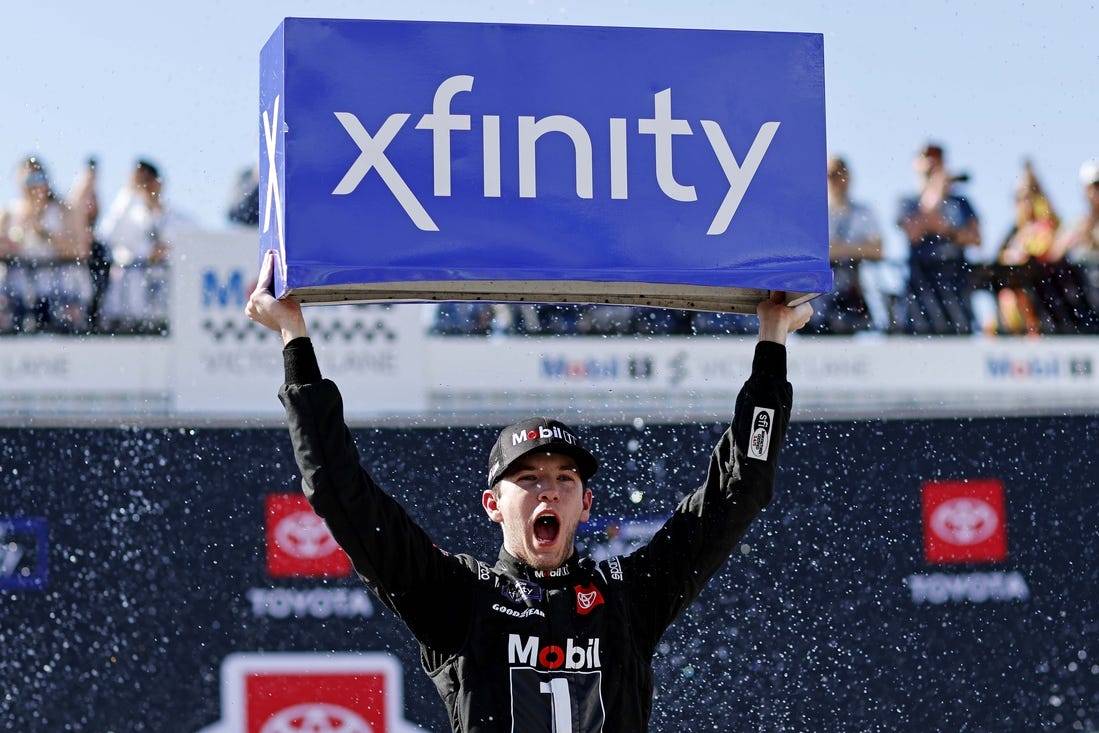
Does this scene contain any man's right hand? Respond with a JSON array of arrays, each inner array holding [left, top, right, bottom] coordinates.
[[756, 292, 813, 345], [244, 249, 309, 345]]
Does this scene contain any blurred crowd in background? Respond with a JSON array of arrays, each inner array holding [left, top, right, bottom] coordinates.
[[425, 144, 1099, 338], [0, 156, 185, 335], [3, 142, 1098, 337]]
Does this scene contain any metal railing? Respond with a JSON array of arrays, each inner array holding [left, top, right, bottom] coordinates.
[[3, 257, 1097, 339], [427, 262, 1099, 337], [0, 258, 170, 336]]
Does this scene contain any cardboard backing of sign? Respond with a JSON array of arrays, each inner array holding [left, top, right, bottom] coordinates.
[[259, 17, 830, 312]]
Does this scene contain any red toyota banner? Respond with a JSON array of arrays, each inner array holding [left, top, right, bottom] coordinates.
[[200, 652, 426, 733], [921, 479, 1008, 565]]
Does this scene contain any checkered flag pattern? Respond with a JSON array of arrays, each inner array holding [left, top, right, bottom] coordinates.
[[202, 315, 398, 343]]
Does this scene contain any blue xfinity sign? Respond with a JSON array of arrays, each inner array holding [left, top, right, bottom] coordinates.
[[260, 18, 829, 311]]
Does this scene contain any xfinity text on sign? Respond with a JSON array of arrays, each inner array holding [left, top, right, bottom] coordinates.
[[260, 18, 829, 312]]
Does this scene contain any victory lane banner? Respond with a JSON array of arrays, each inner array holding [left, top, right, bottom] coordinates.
[[260, 17, 829, 313]]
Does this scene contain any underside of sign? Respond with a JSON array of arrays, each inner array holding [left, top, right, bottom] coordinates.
[[287, 280, 812, 314]]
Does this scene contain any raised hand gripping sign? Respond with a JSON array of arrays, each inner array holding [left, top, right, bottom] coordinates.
[[260, 18, 829, 312]]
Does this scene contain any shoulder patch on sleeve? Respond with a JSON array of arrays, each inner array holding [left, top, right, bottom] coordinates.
[[747, 407, 775, 461], [595, 556, 624, 583]]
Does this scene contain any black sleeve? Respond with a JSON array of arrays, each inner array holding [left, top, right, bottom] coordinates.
[[620, 340, 792, 650], [283, 336, 323, 385], [277, 339, 472, 655]]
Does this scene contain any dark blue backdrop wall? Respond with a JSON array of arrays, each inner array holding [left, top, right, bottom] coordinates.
[[2, 416, 1096, 731]]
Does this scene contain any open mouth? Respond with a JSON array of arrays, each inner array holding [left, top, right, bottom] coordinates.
[[533, 514, 560, 544]]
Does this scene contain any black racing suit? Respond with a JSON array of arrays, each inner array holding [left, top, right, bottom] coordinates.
[[279, 337, 792, 733]]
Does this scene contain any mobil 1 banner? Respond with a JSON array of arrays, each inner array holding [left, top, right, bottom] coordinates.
[[260, 18, 829, 303], [2, 416, 1096, 731]]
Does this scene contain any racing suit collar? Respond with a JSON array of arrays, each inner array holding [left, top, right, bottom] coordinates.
[[496, 546, 584, 584]]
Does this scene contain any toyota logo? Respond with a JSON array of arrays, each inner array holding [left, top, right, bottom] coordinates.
[[274, 511, 340, 560], [929, 498, 999, 546], [260, 702, 374, 733]]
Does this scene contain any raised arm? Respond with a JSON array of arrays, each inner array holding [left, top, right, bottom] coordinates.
[[618, 293, 810, 649], [243, 249, 473, 655]]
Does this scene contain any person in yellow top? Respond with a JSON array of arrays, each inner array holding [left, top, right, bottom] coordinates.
[[994, 160, 1060, 335]]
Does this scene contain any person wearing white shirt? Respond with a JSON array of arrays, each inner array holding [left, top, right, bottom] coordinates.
[[97, 159, 173, 331]]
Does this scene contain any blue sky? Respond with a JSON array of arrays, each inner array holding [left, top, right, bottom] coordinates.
[[3, 0, 1097, 262]]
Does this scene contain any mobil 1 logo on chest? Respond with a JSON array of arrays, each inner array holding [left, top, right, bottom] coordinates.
[[508, 633, 605, 732]]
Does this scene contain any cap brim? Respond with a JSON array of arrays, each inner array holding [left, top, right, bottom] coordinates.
[[491, 442, 598, 486]]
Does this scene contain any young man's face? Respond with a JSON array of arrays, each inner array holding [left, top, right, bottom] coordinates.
[[482, 451, 593, 571]]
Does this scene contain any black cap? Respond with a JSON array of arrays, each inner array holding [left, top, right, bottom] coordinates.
[[487, 417, 598, 487]]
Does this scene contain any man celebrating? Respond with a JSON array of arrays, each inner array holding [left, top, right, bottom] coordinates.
[[246, 250, 811, 732]]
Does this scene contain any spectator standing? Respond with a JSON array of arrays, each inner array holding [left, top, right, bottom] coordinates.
[[896, 143, 982, 334], [992, 160, 1060, 335], [1050, 159, 1099, 330], [1052, 160, 1099, 263], [68, 157, 112, 332], [98, 159, 178, 333], [805, 156, 883, 334], [227, 164, 260, 226], [0, 156, 92, 333]]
